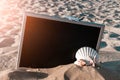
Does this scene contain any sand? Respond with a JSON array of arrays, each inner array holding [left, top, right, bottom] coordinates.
[[0, 0, 120, 80], [0, 63, 120, 80]]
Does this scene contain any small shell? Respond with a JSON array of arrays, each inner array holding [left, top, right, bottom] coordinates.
[[75, 47, 99, 65]]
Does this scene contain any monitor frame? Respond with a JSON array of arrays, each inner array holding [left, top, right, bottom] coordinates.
[[16, 12, 105, 69]]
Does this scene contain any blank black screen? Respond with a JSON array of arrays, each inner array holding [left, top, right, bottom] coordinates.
[[19, 16, 100, 68]]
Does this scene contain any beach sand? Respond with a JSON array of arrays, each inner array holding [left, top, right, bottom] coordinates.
[[0, 62, 120, 80], [0, 0, 120, 80]]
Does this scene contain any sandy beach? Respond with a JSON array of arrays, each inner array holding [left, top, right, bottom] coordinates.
[[0, 0, 120, 80], [0, 62, 120, 80]]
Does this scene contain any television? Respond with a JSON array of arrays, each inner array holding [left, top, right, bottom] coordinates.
[[17, 12, 104, 68]]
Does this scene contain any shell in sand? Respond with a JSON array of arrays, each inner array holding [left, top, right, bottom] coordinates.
[[75, 47, 99, 65]]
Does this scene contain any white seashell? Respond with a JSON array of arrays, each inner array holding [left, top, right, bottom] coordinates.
[[74, 47, 99, 65]]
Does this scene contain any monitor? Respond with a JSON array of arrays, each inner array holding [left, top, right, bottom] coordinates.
[[17, 12, 104, 68]]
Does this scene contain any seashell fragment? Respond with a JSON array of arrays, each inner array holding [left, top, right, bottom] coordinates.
[[74, 47, 99, 66]]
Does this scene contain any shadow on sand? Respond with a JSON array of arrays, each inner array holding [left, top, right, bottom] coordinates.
[[8, 69, 48, 80], [96, 60, 120, 80]]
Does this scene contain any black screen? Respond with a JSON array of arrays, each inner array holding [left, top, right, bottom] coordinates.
[[19, 15, 101, 68]]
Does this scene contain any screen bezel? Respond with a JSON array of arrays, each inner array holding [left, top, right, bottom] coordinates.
[[16, 12, 104, 69]]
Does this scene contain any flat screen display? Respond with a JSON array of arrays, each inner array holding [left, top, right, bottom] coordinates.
[[18, 13, 104, 68]]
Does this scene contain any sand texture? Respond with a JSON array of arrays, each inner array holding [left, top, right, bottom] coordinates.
[[0, 64, 120, 80], [0, 0, 120, 80]]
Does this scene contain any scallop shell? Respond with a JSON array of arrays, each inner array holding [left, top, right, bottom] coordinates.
[[75, 47, 99, 64]]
